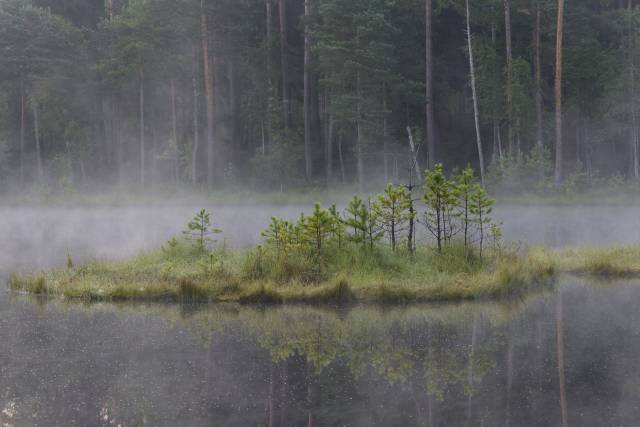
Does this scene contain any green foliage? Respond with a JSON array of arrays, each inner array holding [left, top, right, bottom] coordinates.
[[183, 209, 221, 250], [423, 164, 457, 252], [262, 217, 299, 254], [372, 184, 414, 251], [303, 203, 334, 252], [328, 204, 346, 247], [456, 166, 475, 248], [344, 196, 369, 245], [469, 183, 495, 258]]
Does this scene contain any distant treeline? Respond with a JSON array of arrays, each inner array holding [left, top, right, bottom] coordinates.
[[0, 0, 638, 193]]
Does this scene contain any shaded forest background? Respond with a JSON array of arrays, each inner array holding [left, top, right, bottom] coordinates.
[[0, 0, 638, 194]]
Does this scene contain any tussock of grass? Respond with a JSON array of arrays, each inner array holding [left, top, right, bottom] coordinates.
[[554, 246, 640, 276], [12, 239, 637, 304]]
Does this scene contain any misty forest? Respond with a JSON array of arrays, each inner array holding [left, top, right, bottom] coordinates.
[[6, 1, 640, 426], [1, 0, 640, 194]]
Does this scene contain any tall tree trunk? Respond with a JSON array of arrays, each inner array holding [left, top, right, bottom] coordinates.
[[383, 85, 389, 183], [466, 0, 485, 186], [266, 0, 273, 52], [356, 69, 364, 193], [554, 0, 565, 185], [65, 140, 74, 184], [491, 22, 503, 162], [116, 101, 124, 187], [504, 0, 514, 155], [425, 0, 436, 167], [32, 100, 43, 181], [303, 0, 313, 180], [228, 59, 239, 149], [534, 1, 543, 150], [139, 67, 145, 188], [171, 77, 179, 185], [19, 79, 25, 186], [628, 0, 639, 181], [279, 0, 290, 128], [326, 93, 334, 185], [265, 0, 273, 149], [338, 133, 346, 184], [192, 47, 200, 185], [201, 0, 215, 188], [105, 0, 113, 20]]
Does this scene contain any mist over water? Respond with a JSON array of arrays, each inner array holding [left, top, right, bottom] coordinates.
[[1, 203, 639, 277]]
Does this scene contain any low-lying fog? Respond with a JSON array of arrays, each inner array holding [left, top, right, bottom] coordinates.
[[1, 204, 639, 277]]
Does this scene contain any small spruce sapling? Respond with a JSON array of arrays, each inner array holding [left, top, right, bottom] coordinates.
[[372, 184, 413, 251], [184, 209, 221, 250], [469, 183, 495, 258]]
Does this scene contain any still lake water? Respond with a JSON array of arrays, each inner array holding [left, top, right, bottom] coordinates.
[[1, 205, 640, 426]]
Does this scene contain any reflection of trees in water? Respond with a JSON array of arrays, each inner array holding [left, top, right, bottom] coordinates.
[[4, 282, 640, 425]]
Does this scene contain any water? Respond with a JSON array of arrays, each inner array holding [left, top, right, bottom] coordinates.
[[1, 205, 640, 426]]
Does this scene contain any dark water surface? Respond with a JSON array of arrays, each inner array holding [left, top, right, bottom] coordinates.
[[1, 205, 640, 426], [2, 281, 640, 426]]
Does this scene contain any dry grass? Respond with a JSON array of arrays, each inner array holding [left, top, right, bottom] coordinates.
[[15, 241, 636, 305]]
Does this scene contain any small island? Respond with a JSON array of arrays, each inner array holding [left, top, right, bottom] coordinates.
[[9, 166, 640, 304]]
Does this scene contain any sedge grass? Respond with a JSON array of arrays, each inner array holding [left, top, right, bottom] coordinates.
[[7, 239, 564, 304]]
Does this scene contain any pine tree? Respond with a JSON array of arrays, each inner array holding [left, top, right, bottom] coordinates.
[[423, 164, 456, 252], [344, 196, 368, 245], [469, 183, 495, 258], [456, 166, 476, 249], [372, 184, 413, 251], [183, 209, 222, 250], [304, 203, 334, 251]]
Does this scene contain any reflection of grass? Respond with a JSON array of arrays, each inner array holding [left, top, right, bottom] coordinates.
[[7, 240, 560, 303]]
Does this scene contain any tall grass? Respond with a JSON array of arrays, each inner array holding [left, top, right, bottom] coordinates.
[[11, 239, 628, 305]]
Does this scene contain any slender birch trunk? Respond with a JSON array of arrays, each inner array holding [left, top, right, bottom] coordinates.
[[466, 0, 485, 186], [201, 0, 215, 188]]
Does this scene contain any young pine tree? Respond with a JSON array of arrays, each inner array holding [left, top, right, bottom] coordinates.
[[372, 184, 414, 251], [456, 166, 476, 249], [183, 209, 221, 250], [344, 196, 369, 245], [328, 204, 346, 248], [262, 217, 297, 254], [304, 203, 334, 252], [469, 183, 495, 258], [423, 164, 456, 252]]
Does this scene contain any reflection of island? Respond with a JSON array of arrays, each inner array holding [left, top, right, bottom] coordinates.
[[4, 280, 640, 425]]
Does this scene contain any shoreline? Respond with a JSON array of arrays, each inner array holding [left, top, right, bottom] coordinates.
[[8, 245, 639, 304]]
